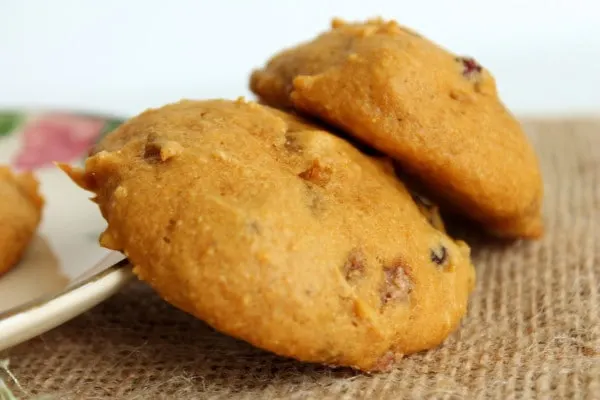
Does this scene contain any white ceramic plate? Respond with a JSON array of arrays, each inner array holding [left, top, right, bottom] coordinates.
[[0, 110, 134, 351]]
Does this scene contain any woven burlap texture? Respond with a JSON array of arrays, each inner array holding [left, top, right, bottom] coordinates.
[[1, 119, 599, 400]]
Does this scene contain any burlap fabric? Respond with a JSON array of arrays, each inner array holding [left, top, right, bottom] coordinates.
[[1, 119, 599, 399]]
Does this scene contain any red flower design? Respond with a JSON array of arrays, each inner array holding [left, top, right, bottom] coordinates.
[[14, 114, 105, 170]]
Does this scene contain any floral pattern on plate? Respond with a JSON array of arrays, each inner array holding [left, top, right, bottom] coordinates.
[[0, 108, 133, 357], [12, 114, 124, 170]]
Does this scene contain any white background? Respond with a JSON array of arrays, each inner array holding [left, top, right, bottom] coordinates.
[[1, 0, 598, 118]]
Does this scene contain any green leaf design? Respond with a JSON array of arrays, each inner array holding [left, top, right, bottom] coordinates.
[[0, 112, 23, 137]]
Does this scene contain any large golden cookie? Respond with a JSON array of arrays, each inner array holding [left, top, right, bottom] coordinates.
[[63, 99, 475, 371], [250, 18, 544, 239], [0, 167, 44, 275]]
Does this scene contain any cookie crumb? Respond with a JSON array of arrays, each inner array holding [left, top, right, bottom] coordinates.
[[298, 160, 332, 187], [381, 260, 412, 305], [331, 18, 347, 29], [357, 25, 378, 37], [430, 245, 448, 266], [144, 134, 184, 162], [113, 185, 128, 199], [377, 20, 402, 35], [343, 248, 366, 280], [99, 229, 120, 250]]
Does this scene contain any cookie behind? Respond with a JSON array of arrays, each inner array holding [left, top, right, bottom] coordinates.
[[250, 18, 544, 239]]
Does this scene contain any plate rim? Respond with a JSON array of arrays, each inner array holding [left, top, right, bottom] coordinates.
[[0, 258, 130, 320], [0, 259, 134, 351]]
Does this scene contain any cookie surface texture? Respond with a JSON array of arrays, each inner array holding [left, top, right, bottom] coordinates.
[[63, 99, 475, 371], [250, 18, 544, 238], [0, 167, 44, 275]]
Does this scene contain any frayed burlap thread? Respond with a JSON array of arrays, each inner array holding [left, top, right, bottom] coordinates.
[[2, 119, 599, 399]]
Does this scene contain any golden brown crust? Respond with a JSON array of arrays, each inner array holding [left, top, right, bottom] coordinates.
[[0, 167, 44, 275], [250, 18, 544, 239], [63, 99, 475, 371]]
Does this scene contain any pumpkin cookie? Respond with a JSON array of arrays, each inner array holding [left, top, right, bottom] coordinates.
[[250, 18, 544, 239], [62, 99, 475, 371], [0, 167, 44, 275]]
